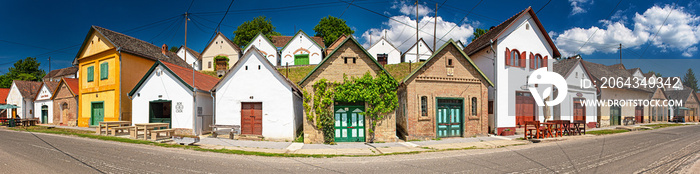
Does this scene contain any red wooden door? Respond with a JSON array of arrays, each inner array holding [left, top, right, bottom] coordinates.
[[635, 106, 643, 123], [241, 102, 263, 135], [516, 92, 536, 126], [574, 100, 585, 121]]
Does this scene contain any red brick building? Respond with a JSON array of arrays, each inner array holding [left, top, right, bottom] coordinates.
[[397, 40, 493, 140], [51, 78, 79, 126]]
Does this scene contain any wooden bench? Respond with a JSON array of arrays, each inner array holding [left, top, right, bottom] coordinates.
[[150, 129, 175, 141], [130, 127, 156, 138], [111, 126, 135, 136], [209, 125, 240, 139]]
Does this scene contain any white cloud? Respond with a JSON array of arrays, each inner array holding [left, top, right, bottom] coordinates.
[[391, 1, 433, 17], [569, 0, 592, 15], [361, 15, 473, 52], [554, 4, 700, 57]]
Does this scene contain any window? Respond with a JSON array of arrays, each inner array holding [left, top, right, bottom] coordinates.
[[420, 96, 428, 116], [245, 66, 248, 70], [447, 59, 453, 66], [258, 65, 261, 70], [62, 103, 68, 109], [353, 57, 357, 64], [344, 57, 357, 64], [507, 49, 521, 67], [87, 66, 94, 82], [488, 101, 494, 114], [575, 72, 578, 78], [530, 53, 543, 69], [472, 97, 478, 116], [208, 61, 212, 68], [100, 62, 108, 80], [197, 107, 203, 115]]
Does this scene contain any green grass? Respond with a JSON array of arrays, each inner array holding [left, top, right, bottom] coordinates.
[[587, 129, 630, 135], [293, 133, 304, 143], [199, 70, 220, 79], [276, 65, 316, 84], [383, 62, 424, 81]]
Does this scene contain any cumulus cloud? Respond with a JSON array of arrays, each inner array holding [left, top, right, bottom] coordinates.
[[569, 0, 592, 15], [391, 1, 433, 17], [554, 4, 700, 57], [361, 16, 473, 52]]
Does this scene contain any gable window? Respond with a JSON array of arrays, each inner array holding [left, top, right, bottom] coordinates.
[[344, 57, 357, 64], [100, 62, 109, 80], [471, 97, 478, 116], [87, 66, 94, 82], [447, 59, 453, 66], [245, 66, 248, 70], [208, 61, 212, 68], [420, 96, 428, 116]]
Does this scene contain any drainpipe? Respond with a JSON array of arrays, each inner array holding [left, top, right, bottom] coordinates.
[[193, 88, 198, 136], [489, 39, 497, 134], [210, 90, 215, 134], [118, 48, 123, 121]]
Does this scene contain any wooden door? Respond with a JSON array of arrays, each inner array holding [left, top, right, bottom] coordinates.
[[516, 92, 536, 126], [436, 99, 463, 137], [294, 54, 309, 65], [41, 105, 48, 124], [574, 100, 585, 121], [635, 106, 644, 123], [334, 105, 365, 142], [62, 104, 68, 125], [376, 54, 388, 65], [216, 59, 227, 71], [241, 102, 263, 135], [610, 106, 621, 125], [90, 102, 104, 126]]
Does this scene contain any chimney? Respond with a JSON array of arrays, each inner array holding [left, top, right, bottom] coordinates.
[[161, 44, 168, 55]]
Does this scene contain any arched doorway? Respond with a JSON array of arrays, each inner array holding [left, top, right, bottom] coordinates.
[[41, 105, 49, 124], [61, 103, 69, 126]]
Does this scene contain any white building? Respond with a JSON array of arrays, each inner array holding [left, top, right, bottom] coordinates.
[[129, 61, 218, 135], [200, 32, 241, 72], [402, 38, 432, 63], [176, 46, 201, 70], [553, 58, 597, 126], [34, 81, 59, 124], [367, 37, 402, 65], [6, 80, 42, 119], [243, 33, 279, 66], [212, 47, 303, 141], [467, 7, 561, 134], [278, 30, 324, 66]]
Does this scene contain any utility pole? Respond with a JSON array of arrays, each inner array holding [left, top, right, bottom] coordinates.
[[415, 0, 419, 63], [619, 43, 622, 64], [433, 3, 437, 50], [185, 13, 188, 63]]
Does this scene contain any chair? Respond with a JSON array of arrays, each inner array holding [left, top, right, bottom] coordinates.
[[524, 121, 542, 139], [561, 120, 571, 135], [547, 120, 564, 137], [574, 120, 586, 135]]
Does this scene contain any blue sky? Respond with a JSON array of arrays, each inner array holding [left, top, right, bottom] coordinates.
[[0, 0, 699, 79]]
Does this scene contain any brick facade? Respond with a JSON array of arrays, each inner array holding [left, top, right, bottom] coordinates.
[[397, 43, 490, 141], [52, 81, 78, 126], [300, 37, 397, 144]]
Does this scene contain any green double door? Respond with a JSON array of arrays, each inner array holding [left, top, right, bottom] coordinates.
[[90, 102, 104, 126], [610, 106, 621, 125], [334, 105, 365, 142], [436, 99, 463, 138], [294, 54, 309, 65], [149, 100, 172, 127], [41, 105, 48, 124]]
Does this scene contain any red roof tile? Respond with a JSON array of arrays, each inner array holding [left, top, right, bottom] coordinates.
[[64, 78, 79, 95], [160, 61, 219, 91], [0, 88, 9, 104]]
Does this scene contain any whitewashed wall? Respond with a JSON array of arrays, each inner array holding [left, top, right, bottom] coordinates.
[[215, 51, 301, 140], [403, 40, 432, 63], [6, 83, 32, 119], [176, 48, 200, 70], [34, 84, 54, 123], [556, 62, 597, 124], [243, 34, 279, 66], [201, 34, 240, 71], [279, 32, 323, 66], [367, 38, 402, 64]]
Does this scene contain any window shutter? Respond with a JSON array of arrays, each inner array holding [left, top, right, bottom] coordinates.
[[529, 53, 535, 69], [505, 48, 511, 66], [87, 66, 94, 82], [520, 51, 527, 68], [100, 62, 108, 80], [542, 56, 549, 69]]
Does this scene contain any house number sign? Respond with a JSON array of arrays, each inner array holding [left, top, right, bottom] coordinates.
[[176, 102, 183, 113]]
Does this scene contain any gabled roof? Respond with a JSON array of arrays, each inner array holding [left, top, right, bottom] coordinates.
[[299, 36, 396, 86], [271, 30, 325, 49], [0, 88, 9, 104], [201, 32, 242, 56], [609, 64, 626, 70], [626, 68, 641, 75], [50, 78, 79, 99], [75, 26, 191, 68], [462, 7, 561, 57], [211, 47, 302, 96], [367, 37, 400, 53], [35, 81, 60, 100], [401, 40, 493, 87], [178, 45, 201, 59], [325, 34, 349, 55], [401, 38, 433, 57], [13, 80, 42, 98], [128, 61, 220, 97], [643, 72, 656, 78], [45, 66, 78, 79], [242, 32, 277, 52], [665, 89, 695, 103]]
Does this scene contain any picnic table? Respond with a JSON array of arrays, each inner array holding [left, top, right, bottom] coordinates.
[[96, 121, 131, 135], [133, 123, 171, 140]]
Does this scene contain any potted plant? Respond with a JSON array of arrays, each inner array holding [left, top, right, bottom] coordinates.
[[172, 134, 200, 145], [500, 129, 514, 136]]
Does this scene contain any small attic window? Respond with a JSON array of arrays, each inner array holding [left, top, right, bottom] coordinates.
[[258, 65, 261, 70], [447, 59, 453, 66], [245, 66, 248, 70], [575, 72, 578, 78], [526, 23, 530, 30]]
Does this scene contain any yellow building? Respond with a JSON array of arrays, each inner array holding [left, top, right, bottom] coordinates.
[[74, 26, 191, 127]]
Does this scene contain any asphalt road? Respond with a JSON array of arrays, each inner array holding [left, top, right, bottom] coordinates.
[[2, 125, 700, 174]]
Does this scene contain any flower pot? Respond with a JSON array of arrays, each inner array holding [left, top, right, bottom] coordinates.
[[172, 136, 200, 145]]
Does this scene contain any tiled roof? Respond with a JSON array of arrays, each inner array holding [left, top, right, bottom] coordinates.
[[580, 60, 653, 92], [325, 34, 348, 55], [626, 68, 641, 75], [45, 66, 78, 79], [90, 26, 191, 68], [14, 80, 42, 98], [180, 45, 201, 59], [463, 7, 560, 57], [160, 61, 219, 91], [665, 89, 694, 103], [269, 35, 325, 48], [553, 58, 579, 77], [609, 64, 626, 70], [643, 72, 655, 78], [45, 81, 60, 94], [64, 78, 79, 96], [0, 88, 9, 104]]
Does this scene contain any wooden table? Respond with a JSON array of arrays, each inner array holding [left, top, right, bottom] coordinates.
[[541, 122, 555, 138], [96, 121, 131, 135], [134, 123, 170, 140]]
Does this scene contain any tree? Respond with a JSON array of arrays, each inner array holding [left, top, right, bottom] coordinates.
[[683, 68, 698, 91], [313, 16, 355, 47], [0, 57, 46, 88], [647, 70, 662, 77], [169, 46, 178, 52], [232, 16, 281, 47], [472, 28, 489, 41]]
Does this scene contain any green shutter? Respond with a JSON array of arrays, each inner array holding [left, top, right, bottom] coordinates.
[[87, 66, 94, 82], [100, 62, 108, 80]]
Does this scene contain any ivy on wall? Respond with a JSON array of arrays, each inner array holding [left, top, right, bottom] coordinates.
[[214, 55, 230, 67], [303, 72, 398, 144]]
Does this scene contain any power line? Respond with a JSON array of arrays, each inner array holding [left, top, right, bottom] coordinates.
[[574, 0, 623, 55], [215, 0, 235, 33], [639, 0, 680, 58], [436, 0, 482, 43], [339, 0, 355, 17], [148, 16, 183, 42], [186, 0, 195, 12], [536, 0, 552, 14]]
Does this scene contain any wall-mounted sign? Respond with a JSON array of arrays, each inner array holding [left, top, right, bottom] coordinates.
[[176, 102, 183, 113]]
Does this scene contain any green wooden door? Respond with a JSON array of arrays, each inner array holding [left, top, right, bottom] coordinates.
[[437, 99, 463, 137], [90, 102, 104, 126], [294, 54, 309, 65], [334, 105, 365, 142], [149, 100, 172, 127], [41, 105, 48, 124], [611, 106, 621, 125]]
